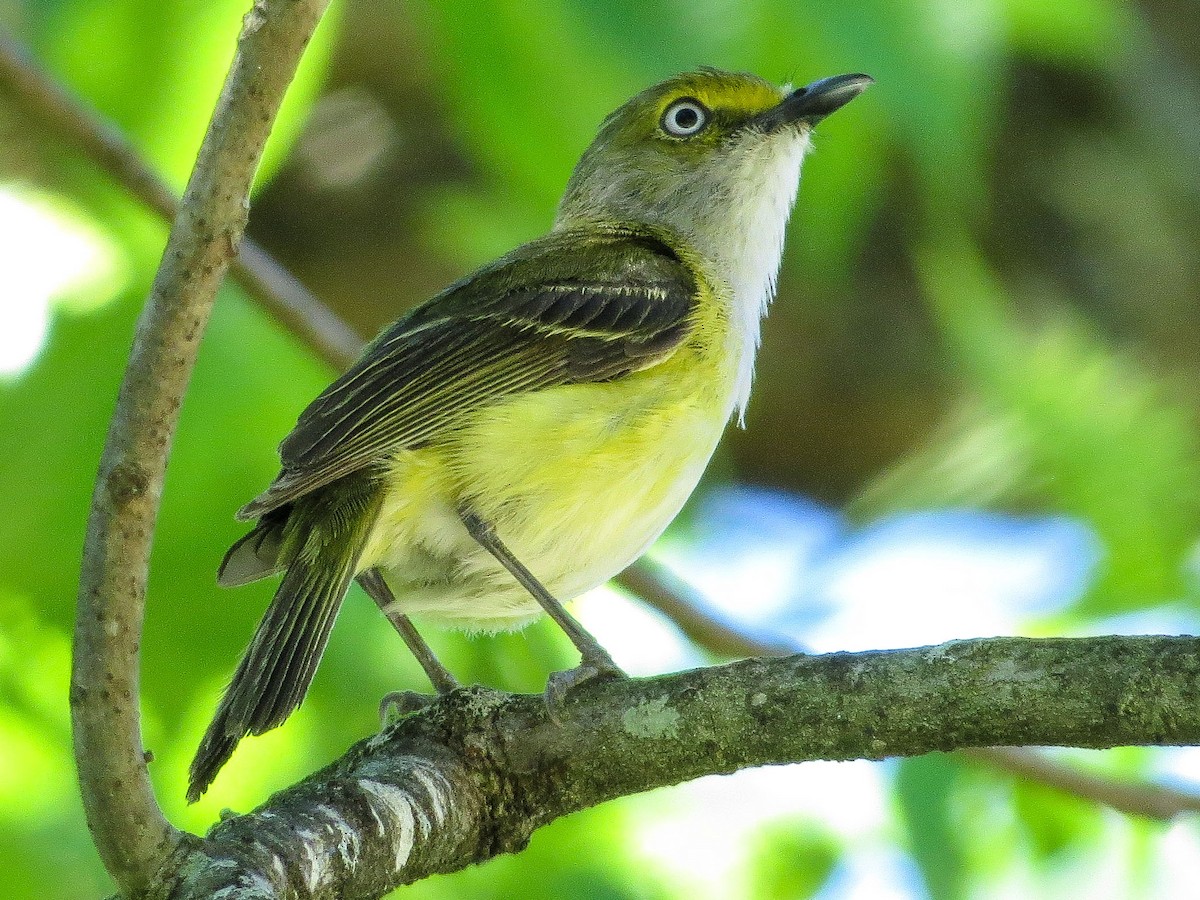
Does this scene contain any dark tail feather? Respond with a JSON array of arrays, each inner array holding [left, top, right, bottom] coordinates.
[[218, 508, 289, 587], [188, 553, 357, 802]]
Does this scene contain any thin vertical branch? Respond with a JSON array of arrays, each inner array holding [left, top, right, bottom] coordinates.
[[70, 2, 331, 894], [0, 30, 362, 372]]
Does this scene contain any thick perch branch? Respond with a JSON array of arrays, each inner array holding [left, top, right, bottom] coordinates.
[[161, 635, 1200, 898], [620, 560, 1200, 821], [69, 1, 331, 894]]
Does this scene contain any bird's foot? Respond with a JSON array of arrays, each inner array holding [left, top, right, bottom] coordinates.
[[378, 690, 436, 727], [544, 658, 626, 724]]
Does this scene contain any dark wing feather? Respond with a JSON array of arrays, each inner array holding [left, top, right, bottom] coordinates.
[[239, 229, 696, 520]]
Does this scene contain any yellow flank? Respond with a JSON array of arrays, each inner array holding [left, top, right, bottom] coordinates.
[[359, 271, 737, 630], [340, 71, 822, 632]]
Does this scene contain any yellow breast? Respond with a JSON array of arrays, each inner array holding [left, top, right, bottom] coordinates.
[[359, 277, 741, 631]]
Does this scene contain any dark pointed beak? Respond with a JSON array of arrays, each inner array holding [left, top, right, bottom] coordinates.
[[754, 73, 874, 132]]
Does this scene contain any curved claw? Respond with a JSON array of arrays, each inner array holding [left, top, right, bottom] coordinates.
[[378, 689, 435, 727], [544, 662, 627, 724]]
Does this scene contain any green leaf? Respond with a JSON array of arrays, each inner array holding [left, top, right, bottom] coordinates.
[[1010, 768, 1103, 860], [747, 819, 841, 900], [895, 754, 966, 900]]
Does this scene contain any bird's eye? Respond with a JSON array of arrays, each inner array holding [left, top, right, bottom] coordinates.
[[661, 99, 709, 137]]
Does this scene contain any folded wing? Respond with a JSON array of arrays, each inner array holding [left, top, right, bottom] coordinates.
[[239, 228, 698, 519]]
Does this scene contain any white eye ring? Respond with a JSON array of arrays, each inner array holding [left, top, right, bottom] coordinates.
[[661, 99, 708, 137]]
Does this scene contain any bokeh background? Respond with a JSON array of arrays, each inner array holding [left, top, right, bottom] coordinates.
[[2, 0, 1200, 896]]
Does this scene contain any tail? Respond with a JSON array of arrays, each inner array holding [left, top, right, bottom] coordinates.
[[189, 479, 379, 802], [217, 507, 288, 586]]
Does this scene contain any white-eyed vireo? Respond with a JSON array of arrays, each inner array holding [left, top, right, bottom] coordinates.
[[189, 68, 872, 801]]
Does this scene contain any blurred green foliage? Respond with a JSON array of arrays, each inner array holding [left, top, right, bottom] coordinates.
[[747, 819, 841, 899], [2, 0, 1199, 896], [896, 755, 965, 900]]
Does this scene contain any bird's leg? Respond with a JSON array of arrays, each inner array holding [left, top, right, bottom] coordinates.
[[357, 569, 458, 722], [459, 505, 625, 701]]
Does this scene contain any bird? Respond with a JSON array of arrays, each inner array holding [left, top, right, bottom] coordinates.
[[188, 67, 872, 801]]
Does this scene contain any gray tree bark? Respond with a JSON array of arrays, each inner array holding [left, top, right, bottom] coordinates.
[[65, 1, 333, 894], [155, 635, 1200, 898]]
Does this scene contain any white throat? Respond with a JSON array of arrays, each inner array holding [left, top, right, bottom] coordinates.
[[555, 124, 811, 422], [672, 131, 810, 421]]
